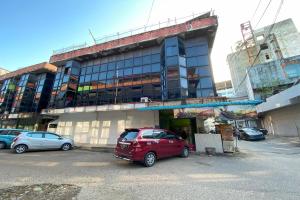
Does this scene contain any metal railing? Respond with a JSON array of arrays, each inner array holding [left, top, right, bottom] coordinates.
[[52, 11, 211, 55]]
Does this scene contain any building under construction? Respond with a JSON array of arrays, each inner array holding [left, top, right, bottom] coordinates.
[[227, 18, 300, 99]]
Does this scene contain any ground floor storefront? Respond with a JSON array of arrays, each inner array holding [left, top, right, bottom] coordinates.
[[47, 109, 209, 146], [260, 103, 300, 137]]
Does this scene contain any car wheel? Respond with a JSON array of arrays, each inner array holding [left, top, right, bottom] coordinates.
[[61, 143, 71, 151], [0, 142, 6, 149], [15, 144, 27, 154], [181, 147, 189, 158], [144, 152, 156, 167]]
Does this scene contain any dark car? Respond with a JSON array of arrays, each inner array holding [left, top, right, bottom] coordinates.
[[114, 128, 189, 167], [238, 128, 265, 141]]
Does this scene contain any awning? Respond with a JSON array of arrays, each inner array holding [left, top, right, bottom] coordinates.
[[137, 100, 263, 111]]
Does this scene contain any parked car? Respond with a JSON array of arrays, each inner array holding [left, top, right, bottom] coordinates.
[[11, 131, 74, 154], [0, 129, 27, 149], [238, 128, 265, 141], [252, 127, 268, 135], [114, 128, 189, 167]]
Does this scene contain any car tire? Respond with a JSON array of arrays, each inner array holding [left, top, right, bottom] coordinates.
[[0, 142, 6, 149], [15, 144, 27, 154], [61, 143, 71, 151], [143, 152, 156, 167], [181, 147, 189, 158]]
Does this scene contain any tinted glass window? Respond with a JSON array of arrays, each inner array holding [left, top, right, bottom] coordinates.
[[107, 71, 115, 79], [100, 64, 107, 72], [86, 66, 93, 74], [143, 55, 151, 65], [93, 65, 100, 73], [142, 130, 166, 139], [201, 89, 214, 97], [120, 130, 139, 141], [151, 54, 160, 63], [142, 130, 154, 138], [166, 46, 178, 57], [84, 74, 91, 82], [134, 57, 142, 66], [179, 67, 187, 77], [125, 58, 133, 67], [143, 65, 151, 73], [45, 133, 60, 139], [133, 67, 142, 75], [10, 131, 21, 136], [91, 73, 99, 81], [200, 77, 213, 88], [124, 68, 132, 76], [151, 63, 160, 72], [0, 130, 10, 135], [108, 62, 115, 71], [99, 72, 106, 80], [166, 56, 178, 66], [27, 133, 43, 138]]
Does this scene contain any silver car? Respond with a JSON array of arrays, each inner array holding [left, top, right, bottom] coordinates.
[[11, 131, 74, 154]]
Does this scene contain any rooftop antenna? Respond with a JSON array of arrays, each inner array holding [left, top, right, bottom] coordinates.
[[89, 29, 97, 45]]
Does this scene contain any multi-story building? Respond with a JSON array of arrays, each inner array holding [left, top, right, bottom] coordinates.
[[227, 18, 300, 99], [216, 80, 235, 98], [44, 12, 221, 146], [0, 62, 56, 130]]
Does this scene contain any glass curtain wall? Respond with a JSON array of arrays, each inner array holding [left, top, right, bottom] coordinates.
[[185, 37, 215, 98], [11, 74, 36, 113], [76, 47, 161, 106], [0, 79, 17, 113]]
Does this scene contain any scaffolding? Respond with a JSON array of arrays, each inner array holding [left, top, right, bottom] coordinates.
[[240, 21, 258, 65]]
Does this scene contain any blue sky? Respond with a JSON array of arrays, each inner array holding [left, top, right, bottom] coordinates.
[[0, 0, 299, 82], [0, 0, 152, 70]]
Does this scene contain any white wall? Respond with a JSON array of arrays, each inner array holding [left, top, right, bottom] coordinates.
[[51, 110, 159, 145], [261, 104, 300, 137]]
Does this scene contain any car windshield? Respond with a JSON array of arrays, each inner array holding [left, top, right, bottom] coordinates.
[[120, 130, 139, 141], [243, 128, 261, 135]]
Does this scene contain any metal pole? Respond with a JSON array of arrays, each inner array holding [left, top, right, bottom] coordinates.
[[114, 70, 119, 104]]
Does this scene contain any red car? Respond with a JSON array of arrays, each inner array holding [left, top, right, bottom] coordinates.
[[114, 128, 189, 167]]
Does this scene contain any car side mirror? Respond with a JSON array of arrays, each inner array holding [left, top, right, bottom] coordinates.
[[58, 137, 63, 140]]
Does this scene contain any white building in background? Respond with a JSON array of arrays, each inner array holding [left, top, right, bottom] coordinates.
[[227, 18, 300, 99], [216, 80, 235, 98]]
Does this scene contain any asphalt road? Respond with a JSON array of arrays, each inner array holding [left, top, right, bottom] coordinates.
[[0, 137, 300, 200]]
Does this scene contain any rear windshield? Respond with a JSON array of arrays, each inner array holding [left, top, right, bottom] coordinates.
[[120, 130, 139, 141]]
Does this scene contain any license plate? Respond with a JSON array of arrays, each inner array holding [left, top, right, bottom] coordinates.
[[120, 144, 128, 149]]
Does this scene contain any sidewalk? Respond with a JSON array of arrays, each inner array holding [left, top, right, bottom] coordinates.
[[75, 143, 115, 153], [266, 135, 300, 147]]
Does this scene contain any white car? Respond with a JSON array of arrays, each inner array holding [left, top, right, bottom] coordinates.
[[11, 131, 74, 154]]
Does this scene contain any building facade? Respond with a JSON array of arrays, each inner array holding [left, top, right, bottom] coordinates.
[[44, 12, 219, 146], [0, 63, 56, 130], [257, 83, 300, 137], [227, 18, 300, 98], [216, 80, 235, 98]]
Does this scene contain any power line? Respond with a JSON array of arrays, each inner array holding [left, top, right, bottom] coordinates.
[[254, 0, 272, 29], [146, 0, 155, 26], [251, 0, 262, 22], [234, 0, 284, 94]]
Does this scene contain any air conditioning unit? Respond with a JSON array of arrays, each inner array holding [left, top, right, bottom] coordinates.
[[140, 97, 150, 103]]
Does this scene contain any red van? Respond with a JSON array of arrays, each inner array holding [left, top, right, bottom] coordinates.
[[114, 128, 189, 167]]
